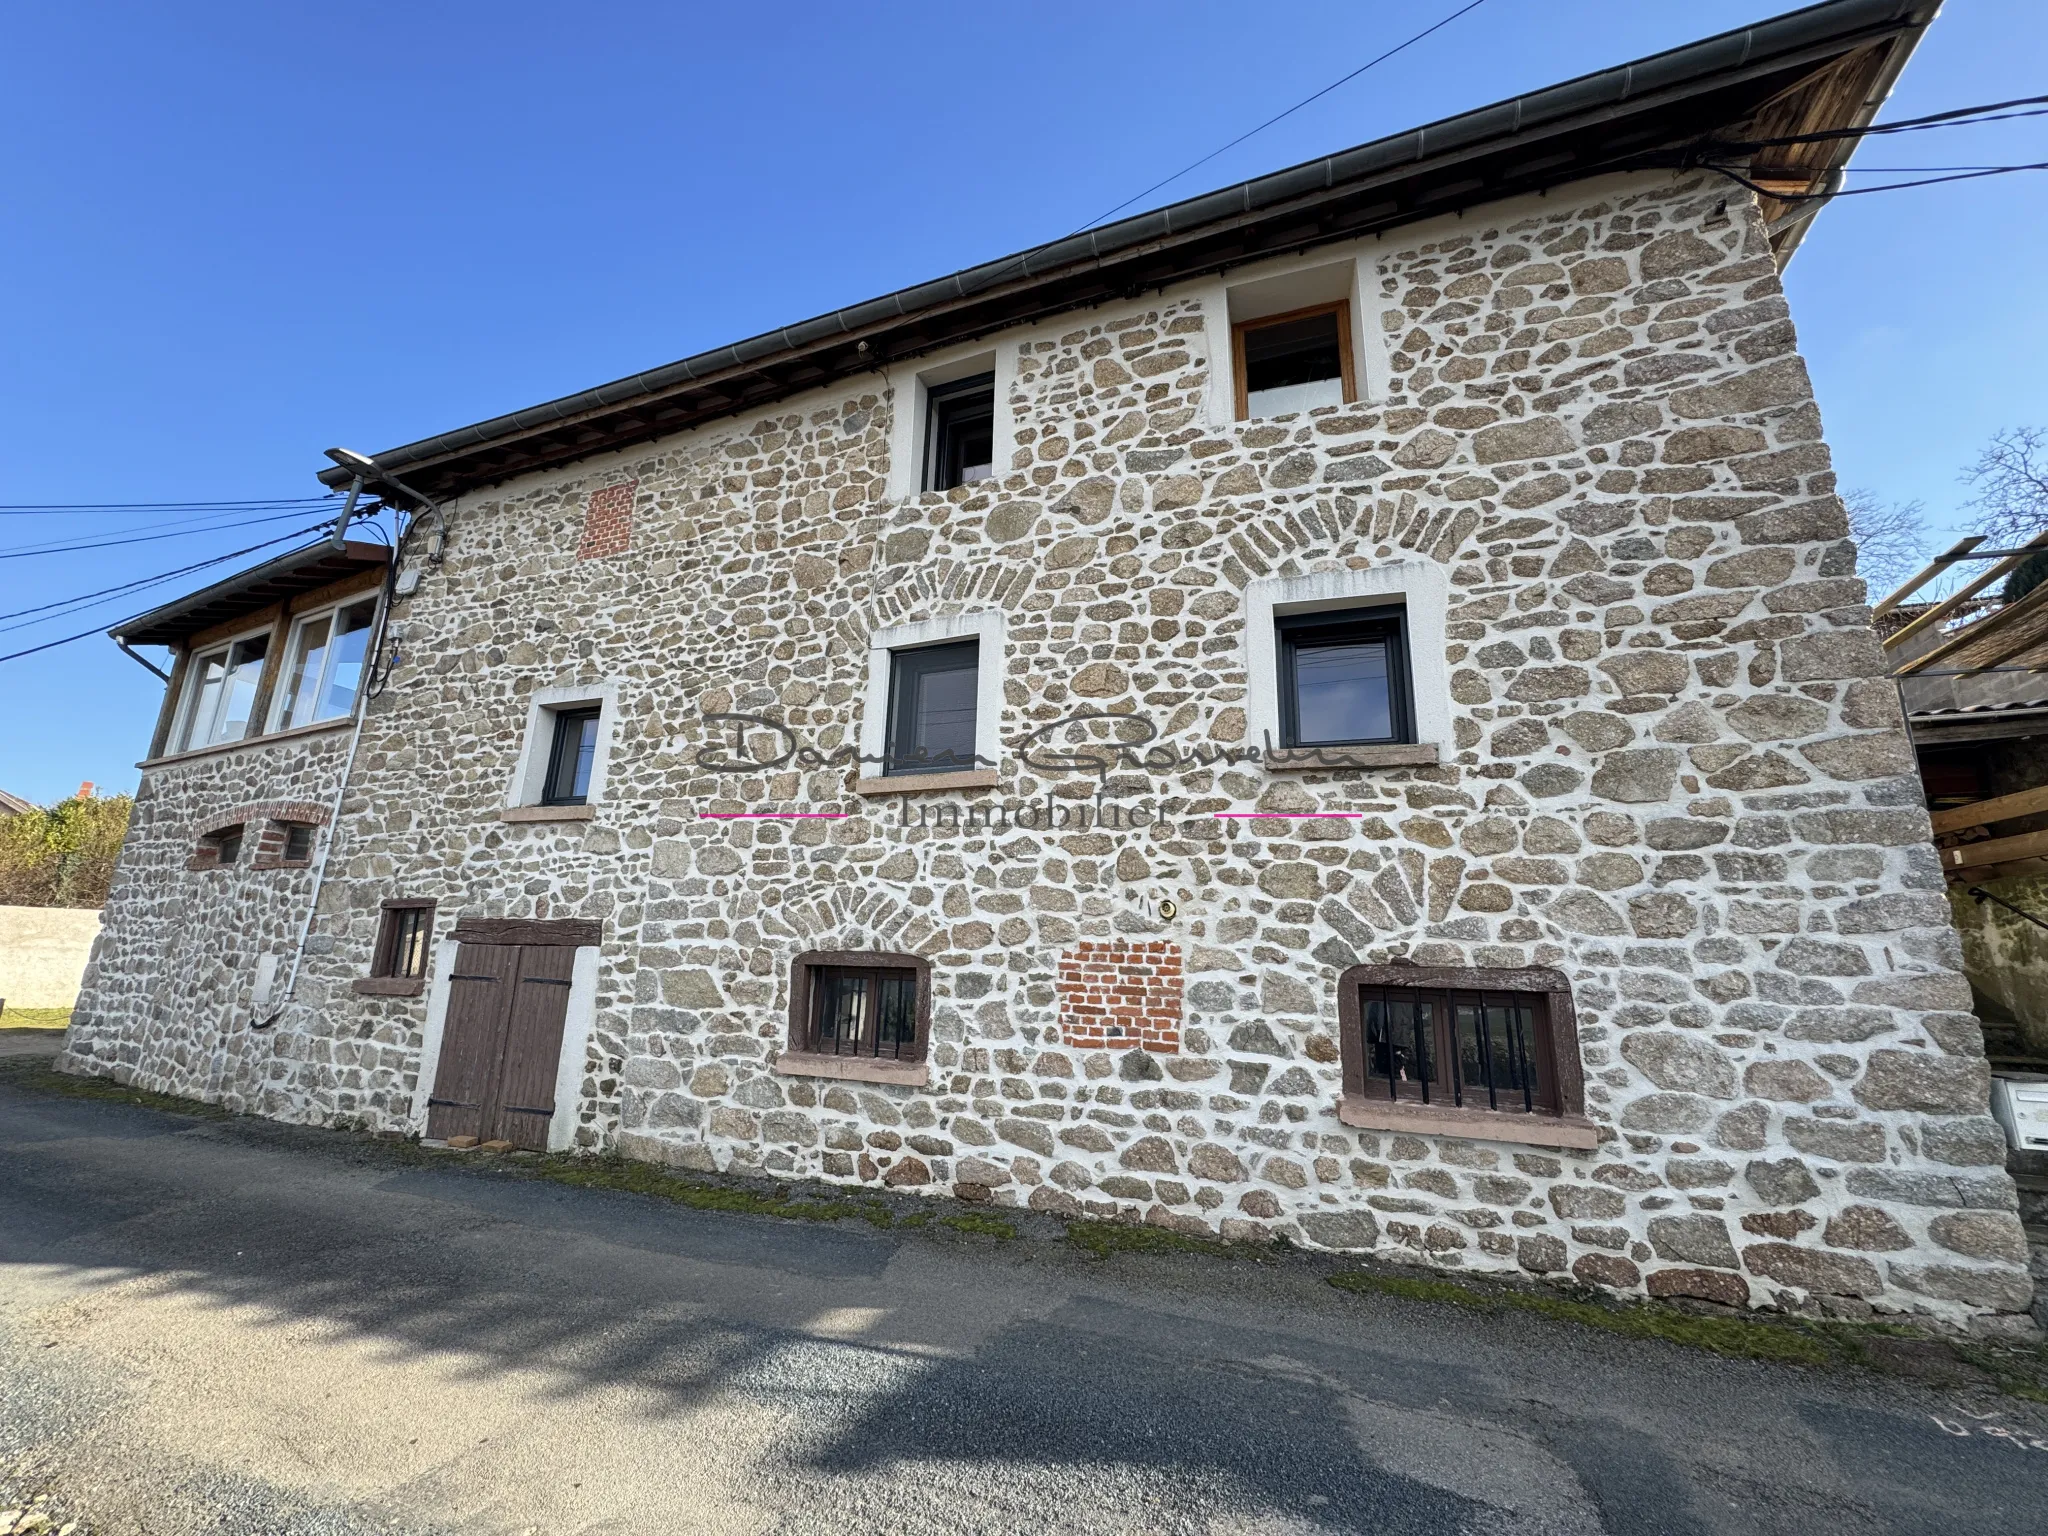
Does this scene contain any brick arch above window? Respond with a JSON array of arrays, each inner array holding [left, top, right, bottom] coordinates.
[[1334, 962, 1596, 1150], [193, 800, 330, 838]]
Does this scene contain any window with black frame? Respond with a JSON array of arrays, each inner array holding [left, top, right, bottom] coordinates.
[[923, 372, 996, 492], [1352, 983, 1558, 1116], [1277, 606, 1412, 748], [542, 707, 602, 805], [804, 963, 924, 1061], [884, 640, 979, 775]]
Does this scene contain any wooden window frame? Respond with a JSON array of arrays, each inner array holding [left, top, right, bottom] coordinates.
[[356, 898, 437, 997], [268, 593, 381, 733], [778, 950, 932, 1086], [541, 706, 602, 806], [172, 624, 274, 754], [1334, 963, 1596, 1149], [922, 371, 997, 492], [1276, 603, 1415, 749], [883, 639, 982, 778], [1231, 300, 1356, 422]]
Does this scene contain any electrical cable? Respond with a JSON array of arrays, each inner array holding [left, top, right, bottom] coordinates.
[[0, 509, 327, 560], [1071, 0, 1493, 234], [1711, 94, 2048, 152], [0, 503, 342, 554], [1705, 160, 2048, 203], [0, 525, 340, 664], [0, 497, 337, 513]]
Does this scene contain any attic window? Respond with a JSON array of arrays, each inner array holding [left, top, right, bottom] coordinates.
[[923, 373, 995, 491], [1234, 303, 1354, 420]]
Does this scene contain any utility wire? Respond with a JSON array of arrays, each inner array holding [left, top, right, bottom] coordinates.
[[1711, 94, 2048, 152], [0, 508, 336, 560], [1708, 161, 2048, 203], [0, 496, 337, 514], [0, 502, 345, 554], [0, 527, 338, 664], [0, 533, 329, 632], [1071, 0, 1493, 234]]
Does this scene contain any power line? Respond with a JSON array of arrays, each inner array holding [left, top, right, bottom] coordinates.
[[1071, 0, 1493, 235], [0, 533, 327, 632], [0, 509, 339, 560], [0, 527, 337, 664], [1715, 94, 2048, 152], [0, 496, 337, 514], [1709, 161, 2048, 203]]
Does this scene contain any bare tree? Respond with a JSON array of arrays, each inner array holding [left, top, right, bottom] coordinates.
[[1844, 487, 1930, 599], [1964, 425, 2048, 547]]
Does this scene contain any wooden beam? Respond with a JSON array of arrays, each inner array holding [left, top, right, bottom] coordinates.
[[1885, 526, 2048, 651], [1941, 827, 2048, 871], [1894, 574, 2048, 676], [1873, 536, 1985, 617], [1930, 783, 2048, 836], [1946, 855, 2048, 884]]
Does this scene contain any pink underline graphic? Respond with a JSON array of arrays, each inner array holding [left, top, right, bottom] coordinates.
[[1214, 811, 1364, 818], [698, 812, 849, 820]]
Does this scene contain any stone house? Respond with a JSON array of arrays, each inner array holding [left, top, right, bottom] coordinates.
[[67, 0, 2039, 1331]]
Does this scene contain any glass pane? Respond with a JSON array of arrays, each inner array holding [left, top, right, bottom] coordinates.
[[215, 635, 269, 743], [1293, 637, 1391, 743], [1456, 1000, 1486, 1105], [569, 714, 600, 800], [1363, 990, 1435, 1100], [278, 615, 331, 730], [1246, 377, 1346, 418], [316, 601, 374, 720], [396, 911, 428, 977], [178, 650, 229, 751], [1490, 999, 1539, 1110], [878, 972, 917, 1055], [818, 972, 871, 1055], [214, 826, 243, 864], [914, 664, 978, 769], [1243, 310, 1343, 411]]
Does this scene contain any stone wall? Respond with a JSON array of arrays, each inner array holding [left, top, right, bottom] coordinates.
[[75, 169, 2030, 1329], [63, 725, 353, 1107]]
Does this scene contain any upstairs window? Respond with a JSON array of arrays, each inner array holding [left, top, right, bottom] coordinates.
[[273, 596, 378, 730], [884, 640, 980, 776], [174, 631, 270, 752], [1234, 302, 1354, 420], [543, 707, 602, 805], [923, 372, 996, 491], [1277, 606, 1412, 747]]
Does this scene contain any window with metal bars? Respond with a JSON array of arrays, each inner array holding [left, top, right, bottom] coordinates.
[[788, 952, 929, 1063], [1338, 967, 1574, 1120]]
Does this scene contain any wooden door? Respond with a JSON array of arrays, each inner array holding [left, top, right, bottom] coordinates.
[[425, 942, 577, 1151], [493, 944, 576, 1150]]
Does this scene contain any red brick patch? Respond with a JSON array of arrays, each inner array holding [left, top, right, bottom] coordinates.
[[1057, 940, 1182, 1054], [578, 481, 637, 560]]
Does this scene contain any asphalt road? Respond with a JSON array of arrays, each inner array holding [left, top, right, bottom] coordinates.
[[3, 1058, 2046, 1536]]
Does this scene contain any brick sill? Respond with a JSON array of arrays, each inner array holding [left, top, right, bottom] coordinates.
[[500, 805, 596, 823], [352, 977, 426, 998], [853, 770, 1000, 796], [139, 715, 355, 771], [1337, 1094, 1599, 1150], [1265, 743, 1440, 771], [774, 1051, 930, 1087]]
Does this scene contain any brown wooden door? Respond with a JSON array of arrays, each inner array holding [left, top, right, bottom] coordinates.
[[494, 944, 576, 1150], [425, 942, 576, 1150]]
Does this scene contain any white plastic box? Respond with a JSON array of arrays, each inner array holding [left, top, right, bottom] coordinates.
[[1990, 1074, 2048, 1152]]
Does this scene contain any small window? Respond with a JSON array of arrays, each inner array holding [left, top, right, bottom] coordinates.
[[282, 823, 316, 863], [1277, 606, 1412, 747], [1233, 303, 1354, 420], [543, 708, 602, 805], [923, 372, 996, 492], [790, 953, 929, 1063], [174, 632, 270, 752], [273, 596, 378, 730], [373, 901, 436, 980], [1337, 965, 1586, 1134], [209, 825, 244, 866], [885, 640, 979, 776]]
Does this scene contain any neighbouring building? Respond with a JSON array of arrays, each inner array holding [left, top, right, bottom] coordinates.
[[67, 0, 2039, 1331]]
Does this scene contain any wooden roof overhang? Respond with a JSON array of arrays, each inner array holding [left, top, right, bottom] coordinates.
[[112, 541, 390, 649], [320, 0, 1936, 509]]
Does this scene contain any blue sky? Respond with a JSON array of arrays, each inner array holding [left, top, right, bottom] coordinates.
[[2, 0, 2043, 804]]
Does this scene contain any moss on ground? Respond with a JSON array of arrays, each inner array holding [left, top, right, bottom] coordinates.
[[939, 1212, 1017, 1241], [527, 1153, 897, 1228], [0, 1009, 70, 1030], [0, 1055, 228, 1119], [1065, 1219, 1261, 1262]]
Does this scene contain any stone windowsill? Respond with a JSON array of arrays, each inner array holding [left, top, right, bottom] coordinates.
[[852, 770, 1000, 796], [1337, 1093, 1599, 1150], [138, 715, 356, 772], [500, 804, 597, 823], [774, 1051, 930, 1087], [1265, 743, 1440, 771], [352, 976, 426, 998]]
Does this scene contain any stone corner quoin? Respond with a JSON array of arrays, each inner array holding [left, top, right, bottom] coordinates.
[[66, 170, 2033, 1332]]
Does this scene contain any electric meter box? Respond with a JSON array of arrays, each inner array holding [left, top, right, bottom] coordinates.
[[1990, 1074, 2048, 1152]]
